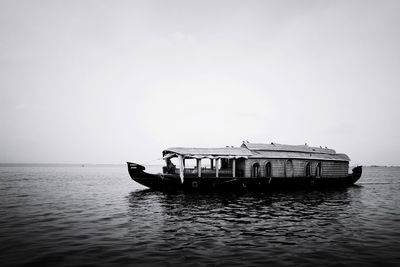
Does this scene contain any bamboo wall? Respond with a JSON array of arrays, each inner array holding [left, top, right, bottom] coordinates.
[[244, 159, 349, 178]]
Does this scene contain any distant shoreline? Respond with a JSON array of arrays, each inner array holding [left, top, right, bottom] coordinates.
[[0, 163, 127, 167], [368, 165, 400, 168], [0, 163, 398, 168]]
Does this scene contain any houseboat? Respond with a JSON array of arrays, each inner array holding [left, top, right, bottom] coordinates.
[[127, 142, 362, 191]]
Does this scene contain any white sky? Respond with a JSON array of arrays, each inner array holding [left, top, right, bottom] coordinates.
[[1, 0, 399, 165]]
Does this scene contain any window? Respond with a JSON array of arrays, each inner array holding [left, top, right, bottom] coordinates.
[[305, 162, 311, 177], [265, 162, 272, 177], [252, 163, 260, 177], [316, 162, 322, 177], [285, 160, 294, 177]]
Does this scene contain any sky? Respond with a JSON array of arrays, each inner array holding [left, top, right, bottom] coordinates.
[[0, 0, 399, 165]]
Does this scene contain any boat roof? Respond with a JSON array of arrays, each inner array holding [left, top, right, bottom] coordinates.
[[163, 142, 350, 162], [163, 147, 253, 159], [241, 142, 336, 154], [250, 151, 350, 161]]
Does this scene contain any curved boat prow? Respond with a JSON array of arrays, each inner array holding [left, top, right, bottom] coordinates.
[[127, 162, 145, 175], [126, 162, 181, 190], [126, 162, 154, 178], [352, 166, 362, 175], [350, 166, 362, 184]]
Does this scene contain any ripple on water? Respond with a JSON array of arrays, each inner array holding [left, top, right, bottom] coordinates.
[[0, 166, 400, 266]]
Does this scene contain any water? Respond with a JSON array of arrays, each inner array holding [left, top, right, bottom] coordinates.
[[0, 165, 399, 267]]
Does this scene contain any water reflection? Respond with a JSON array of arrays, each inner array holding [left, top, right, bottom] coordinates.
[[125, 188, 363, 266], [127, 188, 355, 219]]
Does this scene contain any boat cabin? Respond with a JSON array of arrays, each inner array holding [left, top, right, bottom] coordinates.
[[162, 142, 350, 183]]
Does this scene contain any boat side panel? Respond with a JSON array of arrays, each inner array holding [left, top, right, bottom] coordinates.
[[127, 162, 361, 191], [245, 159, 349, 178]]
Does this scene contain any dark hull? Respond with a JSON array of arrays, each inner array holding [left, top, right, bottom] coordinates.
[[127, 162, 362, 192]]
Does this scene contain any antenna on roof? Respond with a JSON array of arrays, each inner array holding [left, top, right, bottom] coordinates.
[[271, 142, 274, 145]]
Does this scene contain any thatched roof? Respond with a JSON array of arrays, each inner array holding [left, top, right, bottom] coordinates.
[[242, 142, 336, 154], [163, 147, 252, 159], [250, 151, 350, 161]]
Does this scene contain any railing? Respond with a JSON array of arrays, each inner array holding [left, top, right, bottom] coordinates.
[[164, 166, 243, 178], [169, 168, 234, 178]]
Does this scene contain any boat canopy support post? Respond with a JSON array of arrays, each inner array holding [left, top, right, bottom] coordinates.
[[178, 155, 184, 183], [197, 158, 201, 178], [232, 158, 236, 177], [216, 158, 219, 178]]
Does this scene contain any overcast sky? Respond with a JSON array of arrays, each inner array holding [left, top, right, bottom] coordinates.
[[1, 0, 399, 165]]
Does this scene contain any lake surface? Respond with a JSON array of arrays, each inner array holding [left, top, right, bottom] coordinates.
[[0, 165, 399, 266]]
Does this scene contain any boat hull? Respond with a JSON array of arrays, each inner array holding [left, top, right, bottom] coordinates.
[[127, 162, 362, 191]]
